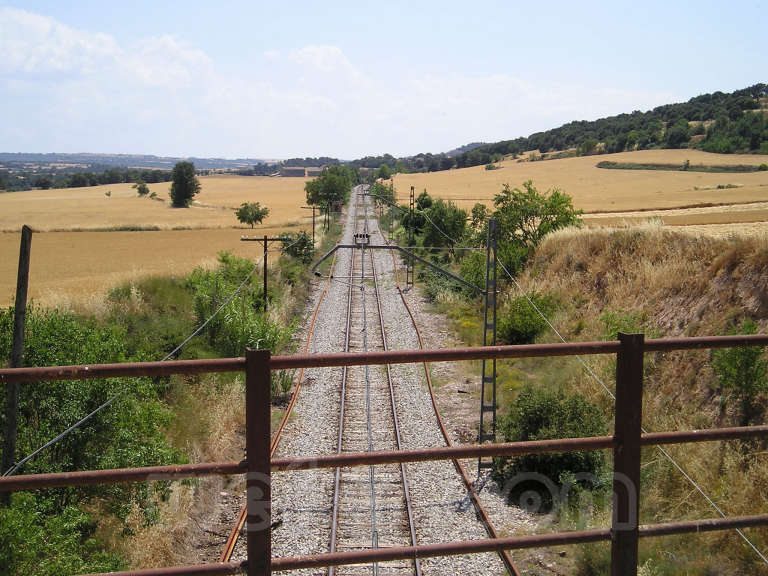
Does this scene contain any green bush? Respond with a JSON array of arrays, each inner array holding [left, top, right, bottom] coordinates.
[[497, 292, 555, 344], [493, 385, 608, 506], [186, 252, 293, 358], [0, 493, 125, 576], [758, 163, 768, 171], [281, 231, 314, 264], [459, 251, 486, 296], [712, 319, 768, 426]]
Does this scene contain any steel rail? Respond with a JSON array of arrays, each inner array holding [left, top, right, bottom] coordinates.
[[6, 335, 767, 384], [367, 197, 422, 576], [374, 216, 520, 576], [219, 249, 341, 563], [328, 198, 357, 575]]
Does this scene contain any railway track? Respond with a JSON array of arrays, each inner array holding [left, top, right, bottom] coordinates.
[[328, 193, 421, 575], [221, 186, 517, 575]]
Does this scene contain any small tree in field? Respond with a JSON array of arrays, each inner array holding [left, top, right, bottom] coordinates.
[[133, 180, 150, 196], [235, 202, 270, 228], [169, 161, 200, 207]]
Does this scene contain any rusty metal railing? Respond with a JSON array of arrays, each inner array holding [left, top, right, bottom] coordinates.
[[2, 334, 768, 575]]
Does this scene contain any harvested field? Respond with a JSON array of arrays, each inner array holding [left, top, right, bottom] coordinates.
[[0, 175, 310, 232], [0, 225, 307, 307], [393, 149, 768, 216]]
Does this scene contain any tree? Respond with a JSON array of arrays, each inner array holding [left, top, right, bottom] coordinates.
[[280, 231, 314, 263], [493, 384, 607, 509], [422, 198, 467, 254], [169, 161, 200, 207], [492, 180, 582, 275], [235, 202, 270, 228], [133, 180, 150, 196], [712, 319, 768, 426], [376, 163, 392, 180], [304, 165, 355, 208]]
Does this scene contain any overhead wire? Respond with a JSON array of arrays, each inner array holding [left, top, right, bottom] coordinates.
[[4, 235, 306, 477], [405, 195, 768, 564]]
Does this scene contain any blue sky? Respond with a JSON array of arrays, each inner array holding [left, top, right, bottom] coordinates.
[[0, 1, 765, 159]]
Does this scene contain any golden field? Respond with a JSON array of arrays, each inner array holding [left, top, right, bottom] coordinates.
[[392, 149, 768, 223], [0, 225, 308, 307], [0, 175, 311, 232]]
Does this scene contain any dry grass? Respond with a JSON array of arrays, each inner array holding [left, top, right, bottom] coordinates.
[[392, 150, 768, 228], [515, 225, 768, 571], [0, 175, 311, 232], [0, 226, 308, 306]]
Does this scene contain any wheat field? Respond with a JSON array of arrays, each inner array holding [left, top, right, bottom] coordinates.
[[392, 150, 768, 222], [0, 225, 311, 307], [0, 175, 311, 232]]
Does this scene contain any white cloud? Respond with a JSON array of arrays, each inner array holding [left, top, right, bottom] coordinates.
[[0, 8, 675, 158]]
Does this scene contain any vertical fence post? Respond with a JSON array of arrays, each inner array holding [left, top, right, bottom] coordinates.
[[246, 348, 271, 576], [611, 332, 644, 576], [2, 225, 32, 496]]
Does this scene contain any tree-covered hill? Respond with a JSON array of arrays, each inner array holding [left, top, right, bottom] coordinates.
[[354, 83, 768, 174]]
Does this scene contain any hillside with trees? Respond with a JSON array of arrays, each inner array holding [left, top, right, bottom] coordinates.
[[353, 84, 768, 174]]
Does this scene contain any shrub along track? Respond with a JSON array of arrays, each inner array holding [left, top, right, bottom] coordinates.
[[221, 188, 518, 574]]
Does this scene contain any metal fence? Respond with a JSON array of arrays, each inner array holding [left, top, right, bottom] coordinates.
[[2, 333, 768, 576]]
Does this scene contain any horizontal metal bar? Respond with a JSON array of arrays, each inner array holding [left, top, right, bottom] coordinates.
[[7, 425, 768, 492], [639, 513, 768, 538], [0, 460, 244, 492], [271, 436, 616, 470], [0, 357, 245, 384], [268, 341, 623, 370], [645, 334, 768, 351], [83, 514, 768, 574], [641, 424, 768, 445], [271, 529, 611, 570], [3, 335, 768, 385], [87, 562, 244, 576]]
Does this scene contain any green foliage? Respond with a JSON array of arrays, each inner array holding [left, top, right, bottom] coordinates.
[[280, 231, 314, 264], [186, 252, 293, 357], [712, 319, 768, 426], [759, 163, 768, 171], [664, 118, 690, 148], [422, 198, 467, 253], [369, 180, 395, 207], [575, 543, 611, 576], [484, 163, 500, 170], [235, 202, 269, 228], [376, 163, 392, 180], [0, 307, 180, 491], [600, 309, 649, 339], [492, 180, 582, 275], [459, 251, 486, 296], [133, 180, 149, 196], [0, 493, 125, 576], [470, 202, 488, 232], [498, 292, 555, 345], [416, 190, 433, 210], [304, 165, 355, 208], [493, 384, 608, 490], [169, 161, 200, 207]]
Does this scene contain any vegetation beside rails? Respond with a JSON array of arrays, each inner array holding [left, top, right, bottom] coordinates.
[[597, 160, 768, 172], [0, 209, 344, 573], [385, 176, 768, 573]]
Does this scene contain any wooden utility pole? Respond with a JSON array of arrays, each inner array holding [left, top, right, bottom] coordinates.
[[263, 235, 268, 314], [2, 225, 32, 496], [240, 235, 286, 315]]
